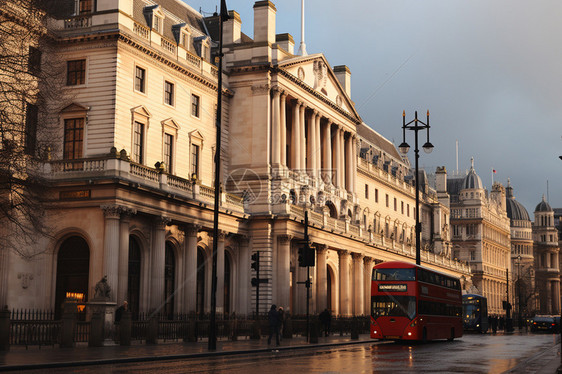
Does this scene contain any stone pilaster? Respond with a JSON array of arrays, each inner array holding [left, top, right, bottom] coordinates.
[[316, 244, 328, 312], [271, 87, 281, 166], [277, 235, 292, 311], [150, 216, 170, 312], [338, 250, 351, 316], [117, 208, 136, 305], [352, 252, 364, 316], [291, 100, 301, 170], [101, 205, 121, 302], [183, 224, 200, 314], [280, 92, 287, 167], [363, 257, 374, 315]]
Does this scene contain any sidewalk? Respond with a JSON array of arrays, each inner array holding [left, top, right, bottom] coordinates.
[[0, 334, 374, 371]]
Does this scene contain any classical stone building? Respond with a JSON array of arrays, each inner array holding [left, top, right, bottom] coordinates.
[[0, 0, 470, 319], [532, 196, 560, 315], [505, 181, 536, 319], [448, 159, 511, 315]]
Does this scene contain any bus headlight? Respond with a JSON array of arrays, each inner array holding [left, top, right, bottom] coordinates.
[[407, 332, 412, 336]]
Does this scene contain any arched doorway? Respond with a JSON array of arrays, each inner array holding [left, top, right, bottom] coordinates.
[[196, 247, 205, 317], [326, 201, 337, 218], [55, 236, 90, 319], [224, 252, 231, 315], [164, 242, 176, 319], [127, 236, 141, 320]]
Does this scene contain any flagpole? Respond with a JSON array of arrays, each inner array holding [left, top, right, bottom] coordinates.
[[491, 168, 494, 185]]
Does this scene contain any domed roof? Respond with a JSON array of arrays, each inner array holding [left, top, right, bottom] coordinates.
[[535, 195, 553, 212], [462, 158, 483, 190], [506, 180, 530, 221]]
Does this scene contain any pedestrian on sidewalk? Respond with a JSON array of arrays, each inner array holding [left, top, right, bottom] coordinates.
[[319, 308, 331, 337], [268, 304, 280, 346]]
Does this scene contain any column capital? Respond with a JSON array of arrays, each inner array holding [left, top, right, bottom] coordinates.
[[153, 216, 171, 230], [217, 230, 227, 241], [337, 124, 343, 131], [316, 244, 328, 254], [337, 249, 349, 257], [101, 204, 122, 219], [121, 207, 136, 222], [271, 86, 282, 96], [252, 83, 270, 96], [352, 252, 364, 261], [312, 109, 319, 117], [278, 234, 293, 245], [363, 257, 374, 266], [183, 223, 201, 237], [235, 234, 250, 245], [294, 99, 304, 107]]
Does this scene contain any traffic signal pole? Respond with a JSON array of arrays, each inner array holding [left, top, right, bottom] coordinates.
[[305, 211, 310, 342]]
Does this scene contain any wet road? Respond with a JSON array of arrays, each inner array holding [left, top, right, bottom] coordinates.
[[19, 332, 560, 374]]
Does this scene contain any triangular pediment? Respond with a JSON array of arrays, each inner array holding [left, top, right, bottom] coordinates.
[[60, 102, 88, 114], [189, 129, 204, 141], [161, 118, 181, 130], [131, 105, 151, 118], [278, 54, 360, 121]]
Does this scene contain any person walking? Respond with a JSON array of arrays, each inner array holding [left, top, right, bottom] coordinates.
[[319, 308, 331, 337], [268, 304, 280, 346]]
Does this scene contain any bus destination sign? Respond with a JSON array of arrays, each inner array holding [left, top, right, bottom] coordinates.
[[378, 284, 407, 292]]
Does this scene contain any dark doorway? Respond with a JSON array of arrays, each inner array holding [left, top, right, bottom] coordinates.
[[196, 247, 205, 317], [327, 266, 333, 312], [224, 253, 231, 315], [164, 242, 176, 319], [55, 236, 89, 320], [127, 236, 141, 320]]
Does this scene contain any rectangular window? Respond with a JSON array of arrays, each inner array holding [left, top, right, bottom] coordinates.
[[191, 94, 200, 117], [25, 103, 38, 155], [63, 118, 84, 159], [66, 59, 86, 86], [79, 0, 93, 14], [164, 81, 174, 106], [132, 121, 144, 163], [365, 184, 369, 199], [153, 15, 160, 33], [385, 194, 389, 208], [394, 198, 397, 211], [375, 189, 378, 203], [191, 143, 200, 178], [164, 133, 173, 172], [135, 66, 146, 93], [28, 46, 41, 74], [401, 201, 404, 214], [407, 204, 410, 217]]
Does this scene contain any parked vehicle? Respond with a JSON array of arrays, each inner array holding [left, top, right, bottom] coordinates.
[[530, 316, 559, 333]]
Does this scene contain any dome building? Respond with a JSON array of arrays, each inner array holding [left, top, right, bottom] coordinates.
[[533, 196, 560, 315], [505, 180, 536, 321]]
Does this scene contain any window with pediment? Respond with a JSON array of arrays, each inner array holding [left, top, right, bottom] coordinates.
[[161, 119, 180, 174], [189, 130, 204, 180], [131, 106, 151, 164]]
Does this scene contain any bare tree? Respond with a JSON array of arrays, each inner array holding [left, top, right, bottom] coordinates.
[[0, 0, 62, 259]]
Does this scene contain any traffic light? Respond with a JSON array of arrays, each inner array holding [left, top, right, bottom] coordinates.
[[298, 247, 305, 267], [251, 277, 258, 287], [251, 252, 259, 271], [305, 245, 315, 267]]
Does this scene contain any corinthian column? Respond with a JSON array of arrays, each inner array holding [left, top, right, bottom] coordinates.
[[183, 224, 200, 314], [333, 126, 341, 187], [150, 216, 170, 312], [346, 134, 353, 193], [291, 101, 301, 170], [117, 208, 136, 305], [352, 253, 364, 316], [316, 244, 328, 312], [280, 92, 287, 167], [277, 235, 292, 311], [271, 88, 281, 166], [363, 257, 374, 315], [300, 104, 306, 173], [315, 114, 322, 176], [102, 205, 121, 302], [351, 135, 357, 194], [323, 121, 332, 184], [338, 250, 351, 316]]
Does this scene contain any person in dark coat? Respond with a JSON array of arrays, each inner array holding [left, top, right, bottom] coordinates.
[[319, 308, 331, 337], [115, 301, 128, 324], [268, 304, 280, 346]]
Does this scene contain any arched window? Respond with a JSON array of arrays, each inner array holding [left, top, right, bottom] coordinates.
[[55, 236, 90, 320], [164, 242, 176, 319]]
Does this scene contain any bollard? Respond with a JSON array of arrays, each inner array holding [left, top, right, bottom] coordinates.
[[309, 318, 319, 344], [146, 316, 158, 345], [60, 301, 77, 348], [283, 314, 293, 339], [0, 306, 10, 351], [89, 312, 103, 347], [119, 311, 131, 346], [351, 317, 359, 340]]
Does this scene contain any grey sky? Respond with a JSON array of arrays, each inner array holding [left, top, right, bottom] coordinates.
[[186, 0, 562, 217]]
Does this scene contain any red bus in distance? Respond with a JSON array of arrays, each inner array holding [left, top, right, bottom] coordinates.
[[371, 261, 463, 342]]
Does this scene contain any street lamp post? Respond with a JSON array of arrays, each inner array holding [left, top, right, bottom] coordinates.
[[399, 111, 434, 265], [517, 255, 522, 330]]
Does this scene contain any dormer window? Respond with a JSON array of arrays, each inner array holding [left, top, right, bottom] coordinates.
[[76, 0, 92, 15], [194, 36, 210, 61], [153, 14, 161, 33], [144, 6, 165, 34], [173, 24, 192, 51]]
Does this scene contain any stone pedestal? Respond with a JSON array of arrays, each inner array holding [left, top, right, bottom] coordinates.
[[87, 300, 117, 346]]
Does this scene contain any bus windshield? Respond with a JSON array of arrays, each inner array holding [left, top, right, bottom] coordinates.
[[464, 304, 478, 320], [373, 268, 416, 281], [372, 295, 416, 319]]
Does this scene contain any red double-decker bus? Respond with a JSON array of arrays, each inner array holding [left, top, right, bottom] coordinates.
[[371, 261, 462, 342]]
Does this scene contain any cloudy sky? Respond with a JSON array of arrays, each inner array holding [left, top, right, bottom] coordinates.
[[185, 0, 562, 216]]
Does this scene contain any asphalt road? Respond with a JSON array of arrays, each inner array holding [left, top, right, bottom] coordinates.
[[15, 332, 561, 374]]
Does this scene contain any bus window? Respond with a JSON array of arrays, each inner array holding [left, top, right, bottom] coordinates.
[[373, 268, 416, 281], [372, 295, 416, 318]]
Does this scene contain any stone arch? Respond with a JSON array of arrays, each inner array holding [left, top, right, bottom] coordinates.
[[326, 262, 338, 315], [325, 200, 337, 218], [54, 234, 90, 319], [196, 243, 210, 316]]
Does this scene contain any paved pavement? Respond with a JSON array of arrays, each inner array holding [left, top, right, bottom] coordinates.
[[1, 332, 562, 373]]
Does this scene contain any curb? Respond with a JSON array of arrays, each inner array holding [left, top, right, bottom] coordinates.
[[0, 339, 376, 372]]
